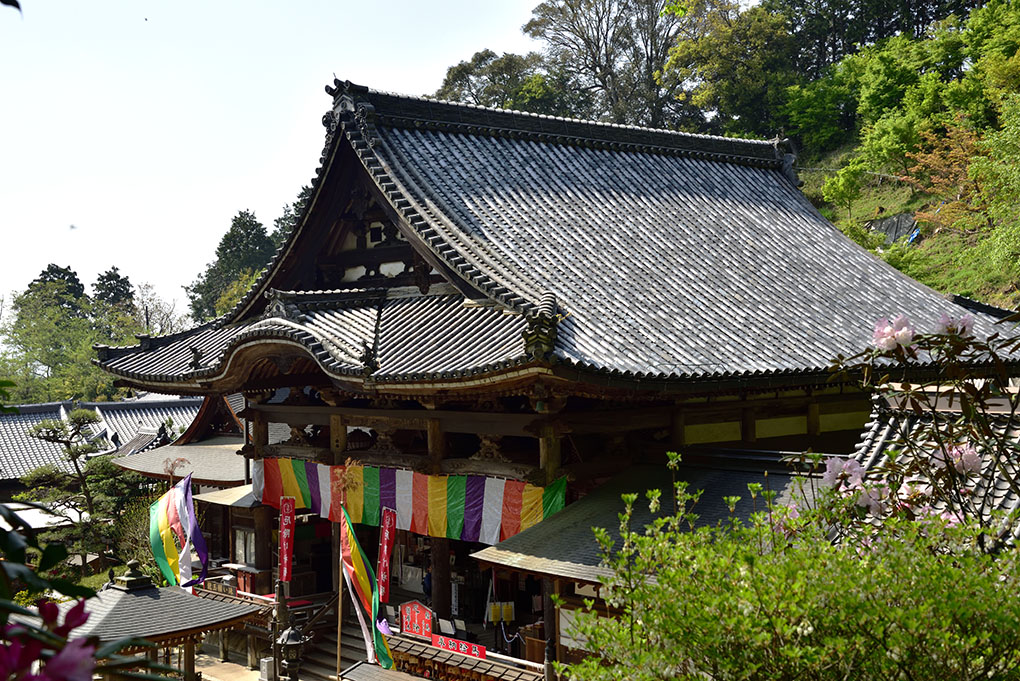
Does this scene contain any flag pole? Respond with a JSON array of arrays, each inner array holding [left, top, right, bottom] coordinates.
[[336, 554, 343, 679]]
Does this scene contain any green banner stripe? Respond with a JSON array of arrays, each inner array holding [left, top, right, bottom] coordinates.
[[446, 475, 466, 539], [291, 460, 311, 508], [148, 501, 175, 585], [362, 467, 381, 526], [542, 476, 567, 518]]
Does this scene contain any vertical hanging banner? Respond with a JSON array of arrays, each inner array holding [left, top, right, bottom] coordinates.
[[279, 496, 296, 583], [377, 507, 396, 603]]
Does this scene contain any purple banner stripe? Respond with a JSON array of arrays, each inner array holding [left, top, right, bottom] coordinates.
[[462, 475, 485, 542], [305, 461, 321, 515], [380, 467, 397, 512], [180, 473, 209, 587]]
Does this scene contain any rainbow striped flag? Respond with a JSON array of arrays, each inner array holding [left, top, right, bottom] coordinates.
[[255, 458, 567, 544], [339, 505, 393, 669], [149, 473, 209, 587]]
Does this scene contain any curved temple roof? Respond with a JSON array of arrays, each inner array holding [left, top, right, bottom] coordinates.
[[95, 82, 1013, 394]]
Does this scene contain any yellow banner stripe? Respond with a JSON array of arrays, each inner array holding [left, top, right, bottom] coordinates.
[[520, 483, 544, 531], [427, 475, 448, 537], [347, 466, 364, 524]]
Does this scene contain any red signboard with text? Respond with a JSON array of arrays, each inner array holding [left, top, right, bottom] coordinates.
[[432, 634, 486, 659], [377, 508, 396, 603], [279, 496, 295, 583], [401, 600, 432, 639]]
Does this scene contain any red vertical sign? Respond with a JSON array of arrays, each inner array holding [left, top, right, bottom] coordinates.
[[279, 496, 295, 583], [377, 507, 396, 603]]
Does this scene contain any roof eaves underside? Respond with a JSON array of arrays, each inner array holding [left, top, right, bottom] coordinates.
[[331, 87, 1013, 380]]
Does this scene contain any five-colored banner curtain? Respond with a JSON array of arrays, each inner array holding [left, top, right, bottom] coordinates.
[[252, 459, 566, 544]]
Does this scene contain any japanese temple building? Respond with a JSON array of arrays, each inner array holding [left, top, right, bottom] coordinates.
[[94, 80, 1008, 676]]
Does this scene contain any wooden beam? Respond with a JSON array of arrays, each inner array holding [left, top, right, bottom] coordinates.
[[252, 415, 268, 459], [242, 404, 542, 436]]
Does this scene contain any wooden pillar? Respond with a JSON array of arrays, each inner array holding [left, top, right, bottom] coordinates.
[[741, 408, 757, 444], [427, 417, 451, 618], [542, 578, 558, 681], [253, 505, 273, 594], [539, 424, 561, 485], [218, 629, 229, 662], [670, 409, 686, 450], [252, 414, 269, 458], [807, 402, 820, 438], [247, 634, 259, 669], [183, 640, 196, 681]]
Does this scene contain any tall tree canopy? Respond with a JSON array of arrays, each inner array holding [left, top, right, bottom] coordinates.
[[93, 266, 134, 308], [186, 209, 275, 321]]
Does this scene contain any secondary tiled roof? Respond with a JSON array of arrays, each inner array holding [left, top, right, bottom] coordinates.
[[0, 403, 68, 480], [472, 459, 805, 584], [854, 399, 1020, 534], [99, 290, 527, 385], [87, 397, 201, 450], [95, 82, 1014, 392], [114, 435, 247, 486], [62, 579, 258, 643]]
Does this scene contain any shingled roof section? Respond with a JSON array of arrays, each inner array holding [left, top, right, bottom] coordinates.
[[854, 399, 1020, 535], [88, 397, 202, 451], [0, 403, 69, 480], [472, 458, 806, 584], [94, 82, 1015, 392]]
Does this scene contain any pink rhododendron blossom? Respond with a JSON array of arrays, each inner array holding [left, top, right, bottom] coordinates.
[[873, 315, 915, 350], [952, 444, 981, 475], [857, 485, 888, 516], [935, 313, 975, 336], [821, 456, 864, 488], [40, 638, 96, 681], [37, 600, 58, 627]]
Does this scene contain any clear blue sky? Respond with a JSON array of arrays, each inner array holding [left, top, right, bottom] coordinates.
[[0, 1, 538, 316]]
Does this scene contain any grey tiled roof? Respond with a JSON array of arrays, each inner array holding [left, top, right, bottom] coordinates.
[[88, 398, 201, 449], [99, 291, 527, 385], [0, 403, 69, 479], [95, 82, 1015, 391], [854, 400, 1020, 531], [472, 460, 805, 584], [114, 435, 247, 486], [63, 582, 258, 643]]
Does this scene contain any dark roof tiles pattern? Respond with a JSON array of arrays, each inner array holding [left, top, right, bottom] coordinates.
[[100, 294, 527, 384], [91, 399, 201, 447], [0, 404, 68, 479]]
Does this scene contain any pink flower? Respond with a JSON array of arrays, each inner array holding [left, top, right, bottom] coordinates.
[[41, 638, 96, 681], [873, 315, 915, 350], [821, 457, 864, 489], [37, 600, 58, 627], [951, 444, 981, 475], [54, 600, 89, 638], [857, 485, 888, 516], [936, 313, 975, 336]]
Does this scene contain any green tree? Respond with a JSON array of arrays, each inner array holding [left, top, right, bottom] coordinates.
[[524, 0, 703, 128], [186, 209, 275, 321], [662, 3, 800, 136], [434, 50, 592, 118], [93, 266, 134, 309], [269, 185, 313, 248], [17, 410, 145, 572], [213, 268, 260, 318], [822, 157, 867, 219]]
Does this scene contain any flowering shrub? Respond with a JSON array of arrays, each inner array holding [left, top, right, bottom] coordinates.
[[828, 311, 1020, 551], [564, 313, 1020, 680], [563, 459, 1020, 681]]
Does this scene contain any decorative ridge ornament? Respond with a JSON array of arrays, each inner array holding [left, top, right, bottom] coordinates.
[[523, 291, 560, 360]]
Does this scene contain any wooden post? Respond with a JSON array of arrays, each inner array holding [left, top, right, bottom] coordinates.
[[807, 402, 820, 438], [539, 424, 561, 485], [741, 408, 757, 444], [331, 413, 347, 593], [427, 418, 451, 619], [542, 578, 558, 681], [252, 414, 269, 458], [183, 640, 196, 681], [336, 560, 344, 678], [247, 634, 258, 669], [670, 408, 685, 450], [218, 629, 229, 661], [253, 506, 273, 594]]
